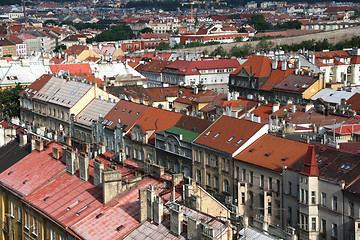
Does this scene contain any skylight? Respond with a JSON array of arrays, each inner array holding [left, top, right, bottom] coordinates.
[[236, 139, 244, 145], [213, 133, 220, 139], [227, 137, 234, 143], [340, 163, 352, 171], [67, 201, 80, 210], [205, 131, 212, 136]]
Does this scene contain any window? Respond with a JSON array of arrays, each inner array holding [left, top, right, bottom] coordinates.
[[268, 201, 272, 215], [349, 202, 354, 217], [321, 192, 326, 206], [50, 229, 55, 240], [311, 191, 316, 204], [321, 219, 326, 233], [260, 175, 264, 187], [269, 177, 273, 190], [332, 223, 337, 238], [276, 180, 280, 193], [242, 169, 246, 182], [250, 171, 253, 184], [223, 179, 229, 193], [32, 217, 38, 236], [17, 207, 21, 222], [196, 170, 202, 183], [288, 181, 292, 195], [305, 190, 309, 204], [199, 151, 203, 164], [207, 154, 211, 165], [312, 217, 316, 231], [214, 156, 218, 167], [288, 207, 292, 225], [10, 202, 14, 218], [207, 174, 211, 186], [241, 192, 245, 204], [333, 196, 338, 211], [236, 167, 240, 180], [214, 177, 219, 189], [301, 189, 305, 202]]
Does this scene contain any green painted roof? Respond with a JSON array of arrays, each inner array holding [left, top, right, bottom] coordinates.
[[158, 126, 200, 143]]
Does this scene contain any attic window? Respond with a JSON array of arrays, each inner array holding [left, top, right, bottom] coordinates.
[[192, 126, 197, 131], [182, 95, 187, 99], [95, 213, 104, 219], [249, 148, 255, 152], [128, 110, 132, 114], [23, 180, 28, 184], [181, 122, 185, 127], [115, 107, 118, 110], [281, 157, 288, 161], [227, 137, 234, 143], [135, 112, 139, 116], [8, 171, 13, 175], [205, 131, 212, 136], [43, 196, 50, 201], [272, 84, 276, 87], [122, 108, 126, 112], [340, 164, 352, 171], [213, 133, 220, 139], [265, 152, 271, 156], [67, 201, 80, 210]]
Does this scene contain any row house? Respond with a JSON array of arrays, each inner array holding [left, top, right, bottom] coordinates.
[[119, 38, 170, 53], [180, 24, 249, 44], [8, 34, 26, 57], [229, 55, 325, 105], [0, 135, 231, 240], [19, 74, 117, 140], [0, 39, 16, 57], [315, 48, 360, 85], [155, 115, 212, 179], [192, 115, 268, 203], [163, 58, 241, 93]]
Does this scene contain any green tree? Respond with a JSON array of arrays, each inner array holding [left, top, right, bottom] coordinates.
[[140, 27, 153, 34], [247, 14, 271, 31], [156, 42, 170, 51], [210, 46, 228, 57], [0, 84, 24, 118], [95, 25, 135, 42], [230, 43, 253, 57], [54, 44, 67, 53], [172, 42, 184, 49], [257, 40, 274, 52]]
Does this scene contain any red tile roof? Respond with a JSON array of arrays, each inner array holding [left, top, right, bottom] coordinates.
[[231, 55, 272, 78], [50, 63, 92, 75], [234, 134, 308, 172], [20, 74, 53, 98], [0, 142, 65, 197], [103, 100, 149, 132], [300, 145, 319, 176], [194, 115, 264, 155]]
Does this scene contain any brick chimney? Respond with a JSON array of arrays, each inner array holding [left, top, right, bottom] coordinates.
[[52, 146, 62, 160], [139, 188, 148, 222], [34, 138, 44, 152], [172, 173, 183, 186], [31, 137, 36, 151], [139, 185, 163, 224], [103, 165, 122, 204], [93, 158, 104, 187], [170, 203, 183, 236], [79, 153, 89, 181], [153, 195, 163, 224], [65, 148, 77, 175]]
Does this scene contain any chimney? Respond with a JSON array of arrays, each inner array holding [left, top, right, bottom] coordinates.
[[34, 139, 44, 152], [153, 195, 163, 224], [272, 102, 280, 113], [79, 153, 89, 181], [170, 203, 183, 236], [291, 105, 296, 114], [150, 164, 164, 176], [31, 137, 36, 151], [139, 188, 148, 222], [19, 133, 27, 147], [65, 148, 77, 175], [272, 60, 278, 70], [103, 165, 122, 204], [193, 86, 198, 95], [305, 103, 314, 112], [187, 217, 201, 240], [93, 158, 104, 187], [99, 141, 106, 154], [52, 146, 62, 160], [281, 61, 287, 71], [172, 173, 183, 186]]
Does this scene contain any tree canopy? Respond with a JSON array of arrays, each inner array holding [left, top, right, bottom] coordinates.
[[0, 84, 24, 118], [94, 25, 135, 42]]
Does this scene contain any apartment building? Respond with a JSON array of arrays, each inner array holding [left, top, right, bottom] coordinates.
[[192, 116, 267, 203]]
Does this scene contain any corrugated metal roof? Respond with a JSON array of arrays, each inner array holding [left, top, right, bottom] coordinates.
[[76, 98, 117, 126]]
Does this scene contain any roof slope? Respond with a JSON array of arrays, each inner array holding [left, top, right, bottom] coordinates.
[[0, 139, 31, 173], [194, 115, 264, 155], [231, 55, 272, 78], [234, 134, 308, 172]]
